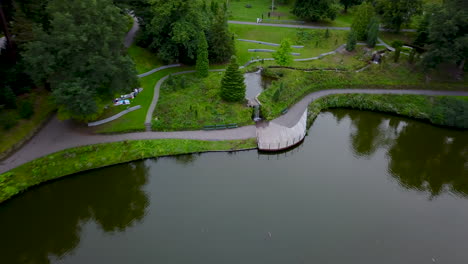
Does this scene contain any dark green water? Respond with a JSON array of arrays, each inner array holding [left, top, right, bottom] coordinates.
[[1, 110, 467, 264]]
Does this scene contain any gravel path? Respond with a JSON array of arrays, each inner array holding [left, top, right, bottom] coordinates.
[[228, 20, 416, 32]]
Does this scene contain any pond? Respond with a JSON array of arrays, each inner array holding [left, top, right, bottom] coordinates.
[[244, 70, 273, 99], [1, 109, 467, 264]]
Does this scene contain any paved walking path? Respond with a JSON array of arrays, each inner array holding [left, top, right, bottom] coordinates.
[[228, 20, 416, 32], [124, 13, 139, 48]]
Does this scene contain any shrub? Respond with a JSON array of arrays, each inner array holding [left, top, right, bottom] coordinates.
[[2, 86, 17, 109], [0, 112, 19, 130], [346, 30, 357, 51], [18, 100, 34, 119]]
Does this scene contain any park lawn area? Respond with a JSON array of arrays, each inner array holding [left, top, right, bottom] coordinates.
[[0, 90, 56, 159], [218, 0, 297, 22], [0, 138, 257, 203], [152, 72, 253, 131], [259, 62, 468, 120], [127, 44, 163, 74], [380, 31, 417, 45], [94, 67, 188, 133], [245, 45, 370, 71], [230, 24, 348, 65]]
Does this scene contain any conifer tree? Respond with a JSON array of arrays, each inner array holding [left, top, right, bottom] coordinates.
[[346, 30, 357, 51], [366, 17, 379, 48], [220, 56, 245, 102], [196, 32, 209, 78]]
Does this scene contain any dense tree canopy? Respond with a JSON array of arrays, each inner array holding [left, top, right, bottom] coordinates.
[[23, 0, 138, 120], [351, 2, 375, 40], [376, 0, 422, 32], [340, 0, 362, 13], [293, 0, 340, 22], [422, 0, 468, 71], [145, 0, 233, 64]]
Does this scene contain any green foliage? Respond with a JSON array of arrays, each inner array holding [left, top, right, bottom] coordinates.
[[0, 138, 257, 203], [324, 28, 330, 38], [391, 41, 404, 63], [1, 86, 17, 109], [293, 0, 340, 21], [307, 94, 468, 129], [0, 112, 19, 130], [351, 2, 375, 40], [207, 6, 235, 63], [340, 0, 363, 12], [273, 39, 293, 66], [221, 56, 246, 102], [366, 17, 379, 48], [346, 30, 357, 51], [376, 0, 423, 32], [18, 100, 34, 119], [23, 0, 138, 121], [196, 33, 209, 78], [154, 73, 252, 131], [422, 0, 468, 70], [272, 82, 285, 102]]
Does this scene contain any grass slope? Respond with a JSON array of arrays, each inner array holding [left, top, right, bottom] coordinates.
[[0, 90, 56, 158], [307, 94, 468, 129], [152, 72, 253, 131], [0, 138, 257, 204]]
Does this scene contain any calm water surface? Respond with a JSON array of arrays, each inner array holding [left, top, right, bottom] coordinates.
[[1, 110, 467, 264]]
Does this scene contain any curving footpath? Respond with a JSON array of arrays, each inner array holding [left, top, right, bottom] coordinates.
[[1, 87, 467, 174]]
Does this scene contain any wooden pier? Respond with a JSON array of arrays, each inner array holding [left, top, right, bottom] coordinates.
[[257, 109, 307, 151]]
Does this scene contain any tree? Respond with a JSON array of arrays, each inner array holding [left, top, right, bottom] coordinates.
[[376, 0, 422, 32], [422, 0, 468, 71], [340, 0, 362, 13], [147, 0, 209, 64], [273, 39, 293, 66], [23, 0, 138, 121], [196, 32, 209, 78], [366, 17, 379, 48], [293, 0, 340, 21], [220, 56, 245, 102], [391, 40, 404, 63], [351, 2, 375, 40], [346, 30, 357, 51], [207, 6, 235, 63]]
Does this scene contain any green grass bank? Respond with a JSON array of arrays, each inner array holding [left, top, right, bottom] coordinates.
[[307, 94, 468, 129], [259, 65, 468, 120], [0, 138, 257, 204]]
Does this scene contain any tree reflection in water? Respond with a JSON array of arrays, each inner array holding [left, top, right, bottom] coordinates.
[[0, 162, 150, 264], [334, 109, 468, 198]]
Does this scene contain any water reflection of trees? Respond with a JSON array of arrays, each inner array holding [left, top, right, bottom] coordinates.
[[334, 110, 468, 198], [0, 161, 150, 264]]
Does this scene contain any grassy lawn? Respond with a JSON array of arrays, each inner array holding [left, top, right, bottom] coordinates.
[[259, 62, 468, 120], [0, 138, 257, 203], [127, 44, 164, 74], [307, 94, 468, 129], [152, 72, 253, 131], [218, 0, 297, 22], [0, 90, 56, 159], [230, 24, 349, 65], [94, 67, 188, 133], [380, 31, 417, 46]]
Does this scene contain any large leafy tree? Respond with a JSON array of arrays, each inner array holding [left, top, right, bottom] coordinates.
[[340, 0, 362, 13], [293, 0, 340, 22], [207, 5, 234, 64], [422, 0, 468, 71], [220, 56, 245, 102], [351, 2, 375, 40], [147, 0, 209, 64], [376, 0, 422, 32], [23, 0, 138, 121]]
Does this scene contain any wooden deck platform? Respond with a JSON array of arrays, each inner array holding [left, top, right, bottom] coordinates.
[[257, 109, 307, 151]]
